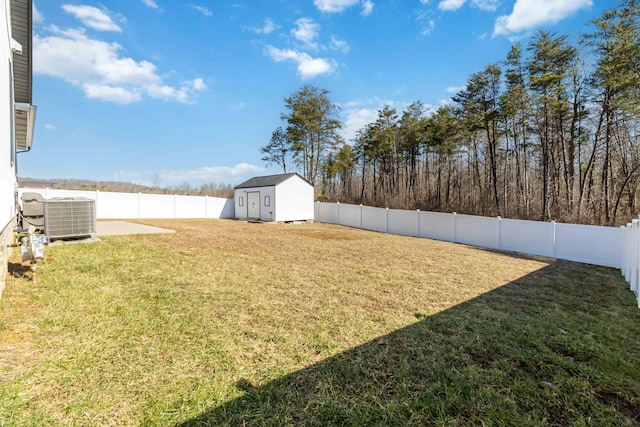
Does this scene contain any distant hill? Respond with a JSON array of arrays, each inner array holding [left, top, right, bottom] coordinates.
[[18, 178, 234, 198]]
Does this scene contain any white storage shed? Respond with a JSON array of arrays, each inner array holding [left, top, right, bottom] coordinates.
[[234, 173, 314, 222]]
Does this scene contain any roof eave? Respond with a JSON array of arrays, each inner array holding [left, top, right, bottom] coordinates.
[[11, 0, 35, 152], [15, 103, 36, 151], [11, 0, 32, 105]]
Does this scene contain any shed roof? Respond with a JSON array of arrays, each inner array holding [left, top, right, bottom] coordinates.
[[235, 172, 312, 189]]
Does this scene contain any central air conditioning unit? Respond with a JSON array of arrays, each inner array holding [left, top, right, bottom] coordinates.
[[43, 198, 96, 240]]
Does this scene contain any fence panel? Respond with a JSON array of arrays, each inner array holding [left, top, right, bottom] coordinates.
[[97, 192, 139, 218], [18, 188, 234, 219], [555, 223, 621, 267], [207, 197, 234, 219], [317, 202, 339, 224], [339, 204, 361, 228], [139, 193, 175, 218], [175, 195, 206, 218], [455, 214, 499, 249], [361, 206, 387, 233], [500, 218, 554, 258], [388, 209, 418, 237], [419, 211, 455, 242]]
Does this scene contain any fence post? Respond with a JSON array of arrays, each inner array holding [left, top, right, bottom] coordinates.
[[174, 194, 177, 218], [386, 208, 389, 233], [496, 216, 501, 250], [631, 221, 636, 285], [629, 219, 640, 305], [622, 225, 630, 280], [635, 218, 640, 307], [620, 224, 629, 282], [95, 190, 100, 219], [551, 221, 556, 258], [453, 212, 457, 243], [417, 209, 420, 238]]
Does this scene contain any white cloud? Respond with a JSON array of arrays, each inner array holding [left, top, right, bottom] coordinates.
[[493, 0, 592, 36], [253, 18, 279, 34], [45, 123, 56, 130], [265, 46, 336, 79], [232, 101, 245, 110], [155, 163, 265, 185], [342, 107, 378, 142], [83, 83, 141, 104], [192, 78, 206, 91], [141, 0, 159, 9], [446, 85, 464, 93], [361, 0, 374, 16], [191, 5, 213, 16], [291, 18, 321, 50], [314, 0, 360, 13], [416, 11, 435, 35], [33, 3, 44, 23], [34, 26, 205, 104], [330, 35, 350, 53], [471, 0, 499, 11], [422, 19, 435, 35], [438, 0, 466, 11], [437, 0, 498, 12], [340, 98, 426, 142], [61, 4, 122, 32]]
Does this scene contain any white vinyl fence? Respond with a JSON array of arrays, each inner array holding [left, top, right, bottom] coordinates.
[[18, 188, 235, 219], [315, 202, 621, 266], [620, 220, 640, 308]]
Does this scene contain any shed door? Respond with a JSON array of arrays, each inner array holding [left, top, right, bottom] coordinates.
[[247, 191, 260, 219]]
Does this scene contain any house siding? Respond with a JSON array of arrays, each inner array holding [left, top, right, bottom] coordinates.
[[1, 0, 17, 299]]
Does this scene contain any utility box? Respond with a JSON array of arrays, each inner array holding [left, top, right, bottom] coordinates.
[[44, 198, 96, 240], [21, 192, 45, 230]]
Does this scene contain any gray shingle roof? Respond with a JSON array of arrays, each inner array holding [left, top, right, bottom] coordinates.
[[235, 173, 312, 189]]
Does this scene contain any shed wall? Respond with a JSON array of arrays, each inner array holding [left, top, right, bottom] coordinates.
[[274, 176, 314, 222], [234, 186, 276, 221]]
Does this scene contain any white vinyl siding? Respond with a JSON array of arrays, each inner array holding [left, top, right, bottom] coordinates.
[[1, 1, 17, 232]]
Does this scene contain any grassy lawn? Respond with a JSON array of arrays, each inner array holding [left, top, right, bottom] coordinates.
[[0, 219, 639, 426]]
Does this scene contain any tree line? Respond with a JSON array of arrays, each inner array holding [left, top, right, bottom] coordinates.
[[20, 178, 234, 198], [261, 0, 640, 225]]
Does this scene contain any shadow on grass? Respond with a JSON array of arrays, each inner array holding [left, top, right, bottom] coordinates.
[[8, 262, 31, 279], [174, 260, 640, 426]]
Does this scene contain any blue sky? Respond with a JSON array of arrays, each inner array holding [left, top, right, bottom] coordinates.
[[23, 0, 615, 187]]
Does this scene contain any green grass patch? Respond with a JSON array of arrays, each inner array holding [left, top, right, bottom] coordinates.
[[1, 219, 639, 426]]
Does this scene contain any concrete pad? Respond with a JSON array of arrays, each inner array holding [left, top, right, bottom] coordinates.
[[96, 221, 175, 236]]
